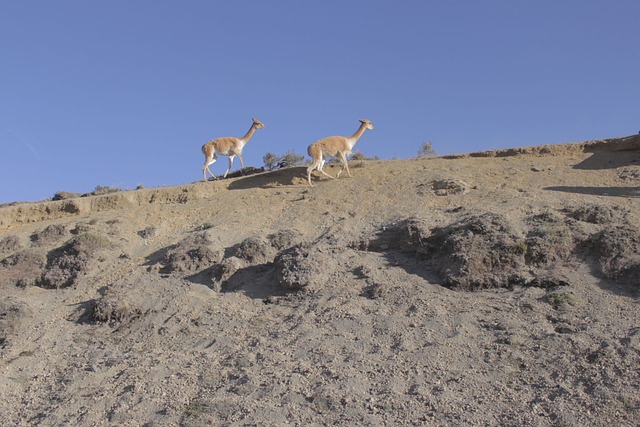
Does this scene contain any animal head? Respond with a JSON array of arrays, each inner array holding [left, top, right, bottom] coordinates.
[[359, 118, 374, 130], [252, 118, 265, 129]]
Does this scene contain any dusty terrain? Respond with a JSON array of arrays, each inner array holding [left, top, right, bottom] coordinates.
[[1, 135, 639, 426]]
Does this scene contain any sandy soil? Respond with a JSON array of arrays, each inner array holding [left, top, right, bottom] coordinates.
[[1, 135, 639, 426]]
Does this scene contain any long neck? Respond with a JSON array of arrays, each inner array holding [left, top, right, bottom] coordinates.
[[350, 122, 368, 141], [241, 123, 258, 142]]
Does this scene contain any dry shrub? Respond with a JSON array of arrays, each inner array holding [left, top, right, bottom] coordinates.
[[209, 257, 244, 290], [0, 299, 33, 348], [234, 236, 273, 264], [588, 226, 640, 287], [90, 280, 154, 325], [137, 226, 157, 239], [567, 204, 628, 225], [161, 233, 222, 274], [524, 211, 576, 266], [0, 250, 46, 288], [52, 191, 81, 200], [31, 224, 67, 247], [364, 211, 582, 291], [415, 213, 528, 290], [0, 235, 21, 255], [93, 295, 142, 324], [38, 233, 117, 289], [349, 151, 371, 161], [273, 244, 329, 290], [546, 291, 577, 310], [428, 178, 470, 196], [268, 229, 299, 251], [90, 185, 121, 196]]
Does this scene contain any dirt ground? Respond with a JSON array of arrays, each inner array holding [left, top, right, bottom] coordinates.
[[1, 135, 639, 426]]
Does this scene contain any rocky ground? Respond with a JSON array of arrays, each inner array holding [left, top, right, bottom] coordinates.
[[1, 135, 639, 426]]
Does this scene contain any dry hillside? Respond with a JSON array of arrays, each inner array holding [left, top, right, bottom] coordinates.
[[1, 135, 639, 426]]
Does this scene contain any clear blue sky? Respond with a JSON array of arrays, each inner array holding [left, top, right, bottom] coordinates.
[[1, 1, 638, 203]]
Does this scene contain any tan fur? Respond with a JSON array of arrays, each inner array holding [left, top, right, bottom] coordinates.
[[201, 118, 264, 181], [306, 119, 374, 186]]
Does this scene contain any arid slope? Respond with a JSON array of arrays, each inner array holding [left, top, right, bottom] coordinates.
[[1, 135, 639, 426]]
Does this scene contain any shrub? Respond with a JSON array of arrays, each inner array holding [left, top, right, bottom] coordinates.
[[349, 151, 379, 161], [263, 152, 278, 170], [92, 185, 121, 196], [263, 150, 306, 170], [418, 141, 436, 157]]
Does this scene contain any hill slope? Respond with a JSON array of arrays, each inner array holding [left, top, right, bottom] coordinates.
[[1, 135, 639, 425]]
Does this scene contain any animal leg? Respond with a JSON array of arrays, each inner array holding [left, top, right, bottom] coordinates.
[[237, 153, 245, 173], [320, 167, 335, 179], [307, 158, 329, 186], [317, 156, 335, 179], [307, 161, 319, 186], [335, 152, 349, 178], [223, 155, 235, 178], [203, 153, 218, 181]]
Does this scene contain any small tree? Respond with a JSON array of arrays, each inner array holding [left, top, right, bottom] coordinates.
[[263, 152, 278, 170], [417, 141, 436, 157]]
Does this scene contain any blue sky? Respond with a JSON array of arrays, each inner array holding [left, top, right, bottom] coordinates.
[[1, 1, 638, 203]]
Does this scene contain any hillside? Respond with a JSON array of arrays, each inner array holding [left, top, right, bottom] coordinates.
[[1, 135, 639, 426]]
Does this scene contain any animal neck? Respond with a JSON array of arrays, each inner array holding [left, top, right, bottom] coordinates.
[[350, 122, 368, 141], [241, 123, 258, 143], [347, 122, 369, 149]]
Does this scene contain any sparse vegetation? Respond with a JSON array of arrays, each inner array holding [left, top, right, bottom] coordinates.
[[160, 233, 222, 274], [92, 185, 121, 196], [340, 150, 380, 169], [37, 232, 117, 289], [262, 152, 277, 170], [418, 141, 436, 157], [52, 191, 81, 201], [184, 400, 208, 418], [0, 250, 47, 288], [263, 150, 306, 170], [1, 135, 639, 426], [349, 150, 379, 161], [0, 235, 21, 254], [30, 224, 67, 246], [512, 241, 527, 255], [547, 291, 577, 310]]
